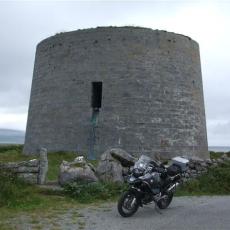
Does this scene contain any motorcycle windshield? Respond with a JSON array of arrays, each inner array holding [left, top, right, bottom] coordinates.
[[134, 155, 152, 170]]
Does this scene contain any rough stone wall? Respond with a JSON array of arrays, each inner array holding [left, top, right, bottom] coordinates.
[[183, 154, 230, 181], [0, 148, 48, 184], [24, 27, 208, 159]]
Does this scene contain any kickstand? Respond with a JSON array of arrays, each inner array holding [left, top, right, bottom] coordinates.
[[154, 203, 162, 214]]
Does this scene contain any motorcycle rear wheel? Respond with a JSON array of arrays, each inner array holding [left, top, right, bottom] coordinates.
[[157, 192, 173, 209], [117, 191, 139, 217]]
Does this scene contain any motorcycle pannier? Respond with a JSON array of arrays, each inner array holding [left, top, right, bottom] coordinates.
[[167, 164, 181, 176], [172, 157, 189, 172]]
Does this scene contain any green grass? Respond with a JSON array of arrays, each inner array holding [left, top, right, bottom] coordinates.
[[0, 187, 82, 229], [47, 152, 98, 180], [1, 144, 230, 207], [0, 162, 83, 228], [64, 181, 127, 203], [210, 151, 230, 159], [47, 151, 77, 180], [176, 161, 230, 196], [0, 145, 33, 162], [0, 144, 23, 153], [0, 168, 75, 209]]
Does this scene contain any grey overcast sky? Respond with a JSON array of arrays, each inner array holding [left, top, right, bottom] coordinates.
[[0, 0, 230, 146]]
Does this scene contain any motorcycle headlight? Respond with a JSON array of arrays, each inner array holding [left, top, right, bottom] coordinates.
[[128, 176, 136, 183]]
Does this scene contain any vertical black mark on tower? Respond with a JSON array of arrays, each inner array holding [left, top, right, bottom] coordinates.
[[91, 82, 102, 109], [89, 82, 103, 160]]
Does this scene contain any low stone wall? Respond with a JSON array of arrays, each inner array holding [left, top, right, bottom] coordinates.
[[0, 148, 48, 184], [183, 154, 230, 182]]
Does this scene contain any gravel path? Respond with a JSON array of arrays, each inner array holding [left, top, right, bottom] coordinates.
[[3, 196, 230, 229], [79, 196, 230, 230]]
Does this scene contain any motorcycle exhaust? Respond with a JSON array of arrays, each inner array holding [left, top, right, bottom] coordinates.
[[167, 182, 179, 193]]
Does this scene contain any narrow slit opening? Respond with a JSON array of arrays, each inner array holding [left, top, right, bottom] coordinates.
[[91, 82, 102, 109]]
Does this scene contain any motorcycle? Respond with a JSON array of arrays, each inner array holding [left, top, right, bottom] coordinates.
[[117, 155, 189, 217]]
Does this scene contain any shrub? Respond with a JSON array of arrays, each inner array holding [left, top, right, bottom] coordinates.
[[64, 181, 127, 203], [177, 161, 230, 196]]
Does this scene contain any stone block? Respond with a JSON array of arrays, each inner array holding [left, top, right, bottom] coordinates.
[[17, 173, 38, 184]]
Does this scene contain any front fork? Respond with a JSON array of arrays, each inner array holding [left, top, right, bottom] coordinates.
[[128, 186, 145, 207]]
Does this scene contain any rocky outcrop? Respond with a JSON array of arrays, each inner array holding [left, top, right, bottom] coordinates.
[[96, 148, 137, 183], [58, 156, 98, 186], [96, 160, 124, 183]]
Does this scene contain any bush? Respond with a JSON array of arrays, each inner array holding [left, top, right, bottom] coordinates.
[[64, 181, 127, 203], [176, 161, 230, 196]]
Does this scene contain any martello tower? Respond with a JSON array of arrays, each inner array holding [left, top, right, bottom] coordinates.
[[24, 27, 208, 159]]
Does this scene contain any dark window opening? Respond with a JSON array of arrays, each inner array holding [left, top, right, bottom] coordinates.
[[91, 82, 102, 109]]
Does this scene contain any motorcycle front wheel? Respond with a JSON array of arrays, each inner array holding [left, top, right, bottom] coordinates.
[[157, 192, 173, 209], [117, 191, 139, 217]]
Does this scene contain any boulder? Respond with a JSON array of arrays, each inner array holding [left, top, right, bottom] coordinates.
[[200, 162, 207, 168], [194, 163, 203, 171], [96, 148, 136, 183], [122, 167, 130, 177], [109, 148, 137, 167], [212, 162, 218, 167], [184, 172, 190, 178], [205, 159, 212, 165], [100, 150, 115, 161], [217, 158, 224, 164], [221, 153, 228, 161], [212, 159, 217, 163], [87, 163, 96, 172], [74, 156, 86, 164], [58, 159, 98, 186], [96, 160, 123, 183]]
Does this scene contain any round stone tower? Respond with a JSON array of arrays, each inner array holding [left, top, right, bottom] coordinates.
[[24, 27, 208, 159]]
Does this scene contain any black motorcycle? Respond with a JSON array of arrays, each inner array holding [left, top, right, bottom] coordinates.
[[117, 155, 188, 217]]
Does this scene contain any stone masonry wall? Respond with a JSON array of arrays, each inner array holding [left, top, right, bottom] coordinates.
[[24, 27, 208, 159]]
